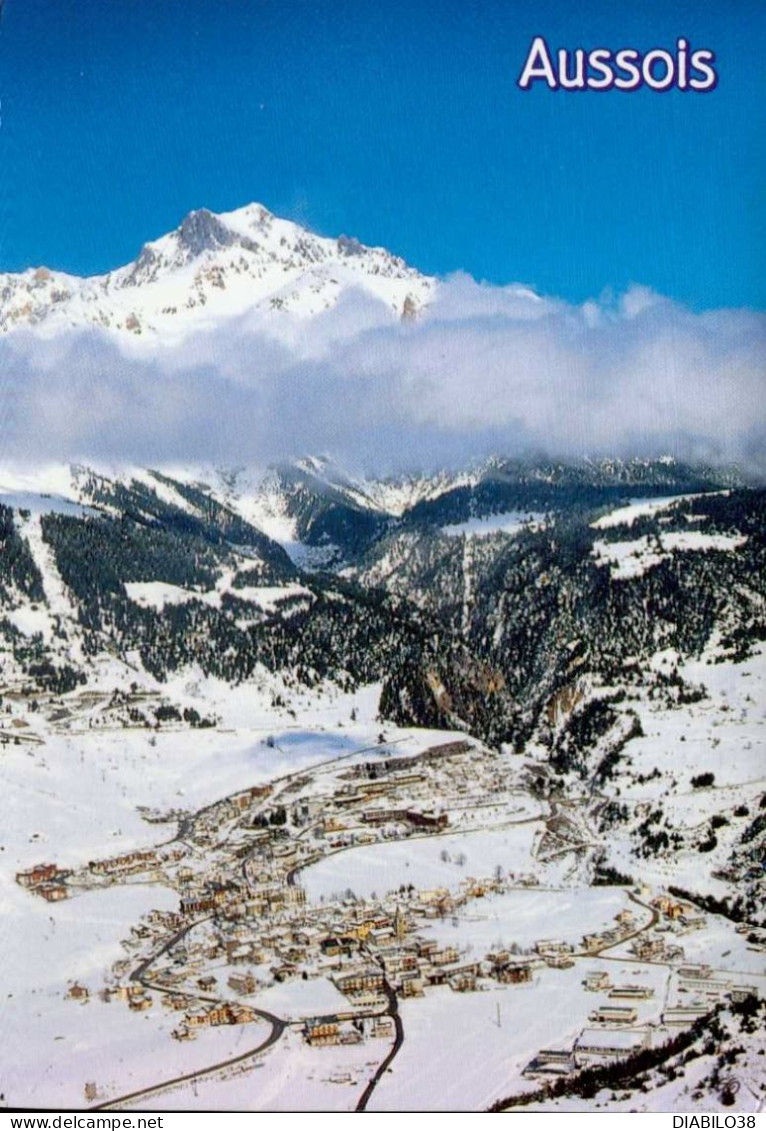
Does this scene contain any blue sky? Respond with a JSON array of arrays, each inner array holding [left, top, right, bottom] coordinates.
[[0, 0, 763, 308]]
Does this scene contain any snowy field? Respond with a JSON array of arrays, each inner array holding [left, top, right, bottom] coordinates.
[[299, 823, 542, 903], [595, 646, 766, 892], [121, 1023, 384, 1112], [424, 886, 639, 952], [590, 494, 716, 530], [367, 963, 662, 1112], [592, 532, 746, 580], [441, 512, 543, 538], [1, 879, 271, 1109]]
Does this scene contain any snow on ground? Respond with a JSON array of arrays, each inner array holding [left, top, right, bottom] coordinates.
[[229, 584, 312, 612], [441, 512, 543, 539], [121, 1024, 383, 1112], [10, 513, 85, 656], [591, 494, 717, 530], [0, 491, 94, 518], [1, 684, 474, 1109], [596, 646, 765, 892], [5, 604, 53, 638], [1, 715, 464, 874], [252, 978, 352, 1022], [125, 579, 312, 613], [124, 581, 219, 611], [425, 887, 636, 953], [0, 464, 84, 511], [592, 533, 747, 580], [2, 878, 267, 1109], [300, 824, 542, 904], [366, 964, 654, 1112]]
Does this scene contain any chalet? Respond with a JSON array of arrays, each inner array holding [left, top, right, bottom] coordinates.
[[449, 971, 478, 992], [380, 951, 418, 976], [496, 962, 533, 985], [631, 936, 666, 960], [320, 936, 357, 958], [730, 986, 759, 1004], [544, 953, 576, 969], [399, 972, 425, 997], [184, 1009, 211, 1028], [228, 973, 257, 995], [207, 1003, 255, 1025], [431, 946, 460, 967], [677, 965, 713, 981], [66, 983, 89, 1002], [535, 939, 573, 956], [16, 863, 59, 888], [39, 884, 69, 902], [180, 894, 217, 916], [361, 808, 448, 830], [651, 895, 686, 920], [305, 1019, 340, 1047]]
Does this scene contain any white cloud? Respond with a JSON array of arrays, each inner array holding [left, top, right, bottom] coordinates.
[[1, 278, 763, 476]]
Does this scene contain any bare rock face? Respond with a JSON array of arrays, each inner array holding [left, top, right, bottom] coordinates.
[[178, 209, 238, 257]]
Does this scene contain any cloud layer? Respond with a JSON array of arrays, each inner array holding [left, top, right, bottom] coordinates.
[[1, 276, 763, 476]]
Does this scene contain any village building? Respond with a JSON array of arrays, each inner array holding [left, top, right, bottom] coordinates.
[[371, 1016, 394, 1039], [608, 985, 654, 1000], [524, 1048, 575, 1077], [228, 972, 258, 995], [38, 884, 69, 902], [589, 1005, 639, 1025], [16, 863, 60, 888], [583, 971, 611, 992], [574, 1027, 650, 1067], [128, 993, 152, 1012], [496, 962, 533, 985]]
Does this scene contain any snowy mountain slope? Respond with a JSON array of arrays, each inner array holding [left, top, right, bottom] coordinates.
[[0, 204, 434, 341]]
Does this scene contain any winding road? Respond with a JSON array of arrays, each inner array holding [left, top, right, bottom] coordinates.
[[91, 914, 287, 1111], [355, 982, 403, 1112]]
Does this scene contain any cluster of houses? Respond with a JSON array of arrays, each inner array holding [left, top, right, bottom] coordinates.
[[631, 934, 685, 962], [172, 1001, 257, 1040], [651, 895, 707, 933], [15, 861, 71, 902], [41, 726, 751, 1078], [580, 908, 638, 954], [303, 1014, 394, 1047]]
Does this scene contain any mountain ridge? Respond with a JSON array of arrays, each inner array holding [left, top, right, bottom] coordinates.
[[0, 202, 434, 338]]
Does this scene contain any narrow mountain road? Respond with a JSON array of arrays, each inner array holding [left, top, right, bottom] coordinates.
[[355, 982, 403, 1112], [91, 912, 287, 1111]]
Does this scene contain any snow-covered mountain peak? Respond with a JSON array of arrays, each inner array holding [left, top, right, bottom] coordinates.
[[0, 203, 434, 339]]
